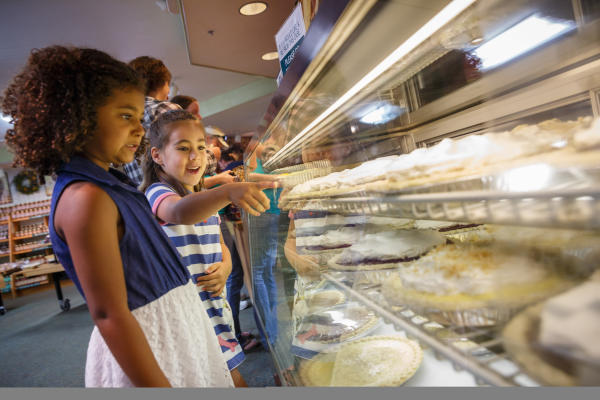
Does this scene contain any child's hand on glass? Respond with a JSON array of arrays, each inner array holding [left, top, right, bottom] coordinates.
[[196, 260, 232, 297], [226, 181, 277, 216]]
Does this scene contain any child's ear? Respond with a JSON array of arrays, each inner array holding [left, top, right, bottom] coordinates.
[[150, 147, 163, 166]]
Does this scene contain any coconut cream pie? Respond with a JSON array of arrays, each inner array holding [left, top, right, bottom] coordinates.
[[382, 244, 569, 326], [300, 335, 423, 386], [327, 230, 446, 271]]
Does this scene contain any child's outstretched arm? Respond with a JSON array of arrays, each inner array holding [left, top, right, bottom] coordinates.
[[55, 182, 171, 387], [196, 233, 232, 297], [156, 181, 276, 225]]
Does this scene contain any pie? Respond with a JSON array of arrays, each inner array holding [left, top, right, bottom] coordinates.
[[382, 243, 571, 326], [502, 273, 600, 385], [294, 304, 379, 344], [300, 336, 423, 386], [327, 229, 446, 271]]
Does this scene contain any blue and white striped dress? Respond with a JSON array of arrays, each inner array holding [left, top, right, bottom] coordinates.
[[146, 183, 245, 370]]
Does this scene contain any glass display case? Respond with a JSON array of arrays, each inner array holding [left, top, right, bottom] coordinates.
[[244, 0, 600, 386]]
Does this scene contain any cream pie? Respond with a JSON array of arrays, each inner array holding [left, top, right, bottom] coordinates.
[[283, 116, 600, 199], [327, 229, 446, 271], [382, 243, 570, 326], [300, 335, 423, 386]]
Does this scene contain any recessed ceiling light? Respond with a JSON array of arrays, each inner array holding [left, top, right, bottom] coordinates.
[[239, 2, 267, 16], [261, 51, 279, 61]]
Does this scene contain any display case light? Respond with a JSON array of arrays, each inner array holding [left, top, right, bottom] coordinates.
[[239, 2, 267, 16], [267, 0, 477, 167], [473, 14, 575, 70]]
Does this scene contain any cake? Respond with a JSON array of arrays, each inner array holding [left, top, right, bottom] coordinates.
[[382, 243, 570, 326], [294, 304, 379, 344], [299, 335, 423, 386], [327, 229, 446, 271], [502, 272, 600, 385]]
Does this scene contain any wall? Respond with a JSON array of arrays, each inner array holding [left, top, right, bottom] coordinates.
[[2, 167, 52, 207]]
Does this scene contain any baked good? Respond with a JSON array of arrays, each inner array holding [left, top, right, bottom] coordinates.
[[295, 304, 379, 344], [296, 226, 361, 251], [306, 289, 346, 311], [282, 116, 600, 200], [503, 272, 600, 385], [300, 335, 423, 386], [327, 230, 446, 271], [382, 243, 570, 326]]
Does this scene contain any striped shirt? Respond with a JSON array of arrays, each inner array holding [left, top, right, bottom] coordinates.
[[145, 183, 245, 370]]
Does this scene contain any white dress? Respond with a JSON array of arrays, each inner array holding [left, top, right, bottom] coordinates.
[[85, 281, 234, 387]]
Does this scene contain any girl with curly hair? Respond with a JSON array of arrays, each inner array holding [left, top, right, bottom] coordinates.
[[0, 46, 235, 387]]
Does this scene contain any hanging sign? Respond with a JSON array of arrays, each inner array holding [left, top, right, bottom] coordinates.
[[275, 3, 306, 77]]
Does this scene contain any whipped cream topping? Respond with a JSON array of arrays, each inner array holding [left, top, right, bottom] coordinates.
[[398, 244, 548, 295], [335, 229, 445, 264], [413, 220, 458, 230], [573, 117, 600, 150], [297, 227, 362, 248], [287, 116, 596, 196], [539, 271, 600, 364]]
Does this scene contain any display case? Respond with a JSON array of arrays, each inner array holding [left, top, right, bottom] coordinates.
[[244, 0, 600, 386]]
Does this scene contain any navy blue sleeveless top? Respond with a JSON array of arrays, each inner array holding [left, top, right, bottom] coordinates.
[[49, 156, 191, 311]]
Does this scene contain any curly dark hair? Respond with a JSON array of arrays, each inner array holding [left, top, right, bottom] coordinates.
[[169, 95, 196, 111], [0, 46, 146, 175], [139, 109, 204, 197], [128, 56, 172, 96]]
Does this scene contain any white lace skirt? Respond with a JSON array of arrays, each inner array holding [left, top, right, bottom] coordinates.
[[85, 280, 234, 387]]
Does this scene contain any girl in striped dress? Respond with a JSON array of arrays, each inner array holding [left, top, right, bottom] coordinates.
[[141, 110, 274, 387]]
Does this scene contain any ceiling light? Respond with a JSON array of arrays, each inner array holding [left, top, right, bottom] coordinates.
[[239, 2, 267, 16], [261, 51, 279, 61]]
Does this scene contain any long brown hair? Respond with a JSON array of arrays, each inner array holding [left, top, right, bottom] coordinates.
[[139, 109, 205, 197]]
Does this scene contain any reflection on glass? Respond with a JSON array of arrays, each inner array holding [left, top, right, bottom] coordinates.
[[359, 102, 406, 125], [503, 163, 553, 192], [473, 14, 576, 71]]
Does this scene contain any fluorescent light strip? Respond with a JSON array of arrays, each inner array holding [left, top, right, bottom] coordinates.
[[474, 15, 575, 70], [267, 0, 477, 167]]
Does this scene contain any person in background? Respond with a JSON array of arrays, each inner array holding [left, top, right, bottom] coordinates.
[[1, 45, 233, 387], [123, 56, 181, 187], [245, 144, 282, 350], [170, 95, 235, 189], [204, 125, 231, 174], [140, 109, 277, 386]]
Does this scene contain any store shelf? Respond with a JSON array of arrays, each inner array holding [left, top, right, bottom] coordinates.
[[13, 231, 49, 240], [322, 271, 540, 387], [12, 214, 49, 223], [283, 188, 600, 231], [13, 244, 52, 256]]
